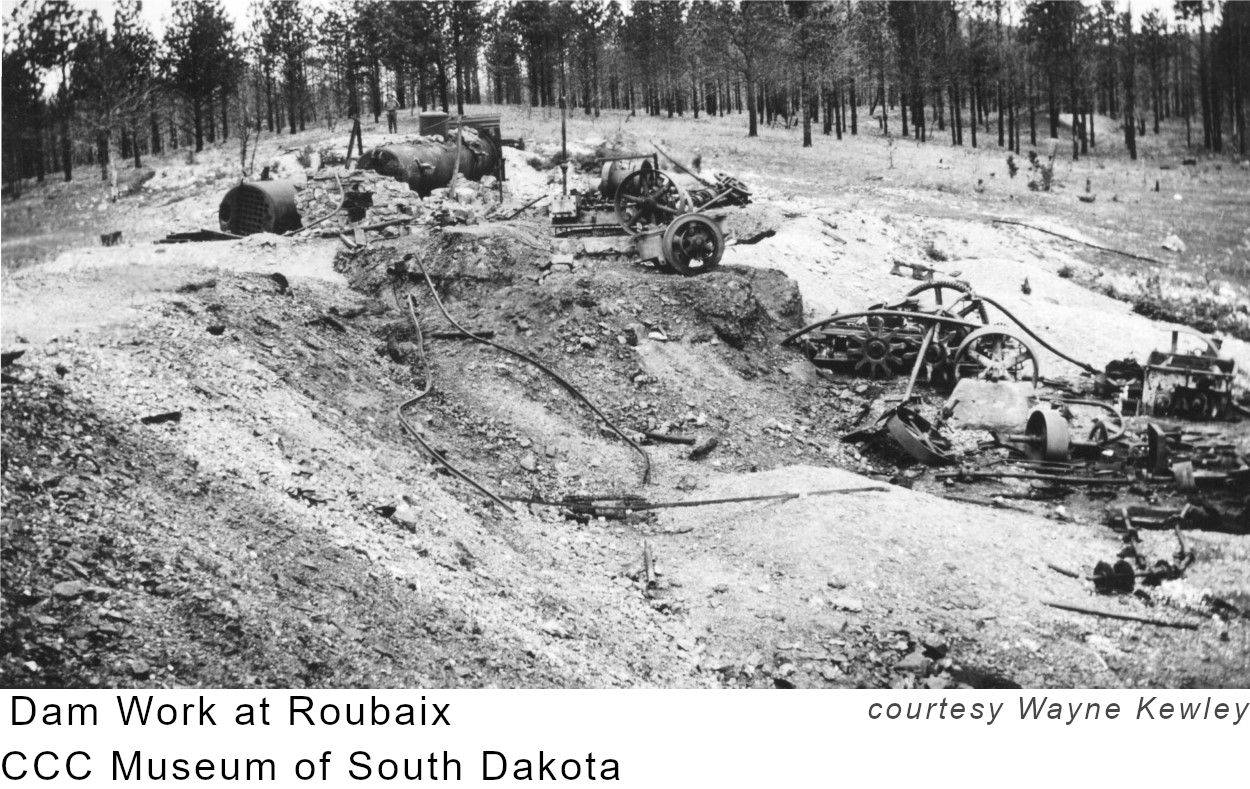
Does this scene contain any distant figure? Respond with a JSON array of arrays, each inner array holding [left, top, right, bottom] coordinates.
[[384, 94, 399, 134], [691, 152, 702, 173]]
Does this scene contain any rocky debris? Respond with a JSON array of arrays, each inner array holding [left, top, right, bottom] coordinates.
[[2, 275, 703, 689], [1161, 233, 1187, 253], [945, 379, 1034, 430]]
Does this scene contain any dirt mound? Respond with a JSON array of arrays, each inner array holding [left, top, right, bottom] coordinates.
[[336, 221, 554, 295], [1, 270, 702, 687]]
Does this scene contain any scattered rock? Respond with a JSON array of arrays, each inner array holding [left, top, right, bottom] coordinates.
[[1161, 234, 1186, 253], [894, 649, 931, 673], [829, 595, 864, 613], [52, 580, 89, 600]]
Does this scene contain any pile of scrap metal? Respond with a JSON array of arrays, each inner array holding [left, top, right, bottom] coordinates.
[[356, 113, 505, 197], [200, 113, 508, 242], [1097, 329, 1241, 421], [552, 153, 751, 276], [784, 281, 1020, 390], [550, 151, 751, 272], [547, 101, 749, 276], [785, 283, 1249, 522]]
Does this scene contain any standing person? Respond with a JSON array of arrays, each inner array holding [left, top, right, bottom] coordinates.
[[346, 102, 364, 161], [384, 94, 399, 134]]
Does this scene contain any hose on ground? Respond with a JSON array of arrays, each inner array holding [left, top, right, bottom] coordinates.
[[394, 286, 514, 512], [956, 292, 1101, 375], [508, 485, 888, 513], [405, 253, 653, 485]]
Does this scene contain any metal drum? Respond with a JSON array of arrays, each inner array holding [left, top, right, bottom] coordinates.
[[218, 180, 301, 235]]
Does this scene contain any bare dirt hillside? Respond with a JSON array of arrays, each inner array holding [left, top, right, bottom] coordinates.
[[3, 106, 1248, 688]]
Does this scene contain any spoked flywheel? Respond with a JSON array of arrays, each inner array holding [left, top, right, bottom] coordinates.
[[904, 280, 989, 324], [847, 316, 910, 379], [953, 326, 1040, 385], [615, 169, 692, 236]]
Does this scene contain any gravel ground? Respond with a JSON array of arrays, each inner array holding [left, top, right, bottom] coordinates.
[[3, 106, 1247, 689]]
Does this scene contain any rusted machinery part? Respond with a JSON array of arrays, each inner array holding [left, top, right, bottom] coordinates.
[[1158, 326, 1225, 358], [599, 157, 653, 199], [954, 326, 1041, 386], [1054, 398, 1127, 444], [1170, 460, 1197, 491], [712, 172, 751, 198], [661, 213, 724, 276], [901, 323, 939, 403], [846, 316, 910, 379], [404, 254, 653, 485], [394, 290, 513, 513], [781, 309, 983, 347], [1023, 408, 1071, 462], [361, 129, 501, 196], [906, 281, 989, 323], [218, 180, 302, 235], [651, 141, 717, 189], [969, 293, 1101, 375], [614, 169, 692, 236], [885, 406, 954, 465]]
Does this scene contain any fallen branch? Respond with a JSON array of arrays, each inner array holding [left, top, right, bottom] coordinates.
[[991, 218, 1164, 265], [1043, 599, 1199, 630]]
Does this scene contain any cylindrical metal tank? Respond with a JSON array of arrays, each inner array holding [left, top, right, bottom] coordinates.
[[218, 180, 301, 235], [418, 111, 449, 136], [360, 127, 501, 196], [599, 158, 653, 199]]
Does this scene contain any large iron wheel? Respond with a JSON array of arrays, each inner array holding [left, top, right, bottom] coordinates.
[[905, 280, 989, 323], [847, 316, 909, 379], [661, 213, 724, 276], [615, 169, 692, 236], [954, 327, 1040, 385]]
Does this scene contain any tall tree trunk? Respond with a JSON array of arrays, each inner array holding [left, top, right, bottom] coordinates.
[[745, 61, 758, 137], [1197, 10, 1212, 149], [800, 64, 811, 148], [1028, 70, 1036, 145], [59, 82, 73, 181], [193, 99, 204, 153], [1123, 11, 1138, 161], [969, 79, 978, 147], [150, 111, 162, 155], [221, 88, 229, 139], [97, 129, 110, 181], [849, 78, 857, 134]]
